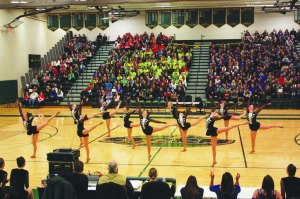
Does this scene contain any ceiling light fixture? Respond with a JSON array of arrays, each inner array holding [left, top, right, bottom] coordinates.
[[11, 0, 28, 3]]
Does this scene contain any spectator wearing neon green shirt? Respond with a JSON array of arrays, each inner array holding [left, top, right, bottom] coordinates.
[[121, 76, 128, 86]]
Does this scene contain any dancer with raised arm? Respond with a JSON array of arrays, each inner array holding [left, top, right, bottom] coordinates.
[[77, 111, 103, 163], [212, 100, 245, 140], [168, 101, 208, 152], [246, 103, 283, 153], [18, 100, 59, 158], [123, 100, 140, 149], [67, 95, 83, 124], [206, 110, 248, 167], [100, 99, 122, 137], [138, 99, 177, 160]]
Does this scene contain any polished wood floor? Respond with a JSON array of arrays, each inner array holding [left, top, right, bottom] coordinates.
[[0, 106, 300, 191]]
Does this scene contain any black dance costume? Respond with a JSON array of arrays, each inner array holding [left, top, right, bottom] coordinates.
[[176, 113, 191, 131], [206, 116, 218, 137], [77, 116, 89, 137], [170, 106, 179, 119], [68, 98, 82, 124], [124, 110, 136, 128], [247, 111, 260, 131], [101, 100, 114, 120], [171, 104, 191, 130], [18, 102, 39, 135], [219, 105, 232, 120], [140, 116, 153, 135]]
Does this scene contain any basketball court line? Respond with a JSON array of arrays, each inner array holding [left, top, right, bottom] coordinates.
[[0, 125, 59, 151], [138, 127, 178, 177], [238, 127, 248, 168]]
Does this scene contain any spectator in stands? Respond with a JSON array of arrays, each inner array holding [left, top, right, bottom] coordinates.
[[23, 91, 30, 107], [29, 89, 38, 108], [62, 160, 88, 199], [210, 171, 241, 199], [37, 91, 45, 108], [140, 167, 175, 199], [10, 156, 33, 199], [98, 160, 134, 199], [253, 175, 282, 199], [281, 164, 300, 199], [57, 88, 64, 102], [49, 87, 58, 102], [181, 175, 204, 199], [0, 158, 8, 199], [31, 74, 40, 88]]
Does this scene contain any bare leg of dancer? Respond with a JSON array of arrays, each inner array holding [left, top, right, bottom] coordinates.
[[31, 134, 39, 158], [31, 112, 59, 158], [82, 122, 103, 163], [128, 123, 140, 149], [106, 118, 111, 137], [146, 135, 152, 161], [211, 122, 248, 167], [250, 124, 283, 153]]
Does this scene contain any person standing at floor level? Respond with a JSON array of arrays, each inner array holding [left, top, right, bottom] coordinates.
[[206, 110, 248, 167], [18, 100, 59, 158], [138, 99, 177, 161], [246, 103, 283, 153]]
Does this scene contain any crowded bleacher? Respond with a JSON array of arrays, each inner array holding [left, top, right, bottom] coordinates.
[[22, 34, 96, 108], [84, 32, 191, 106], [206, 29, 300, 105]]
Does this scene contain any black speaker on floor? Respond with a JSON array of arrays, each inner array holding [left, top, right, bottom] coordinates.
[[47, 148, 80, 176]]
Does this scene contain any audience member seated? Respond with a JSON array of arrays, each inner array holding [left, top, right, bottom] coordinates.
[[140, 167, 174, 199], [10, 156, 33, 199], [181, 175, 204, 199], [253, 175, 282, 199], [98, 160, 134, 199], [0, 158, 8, 199], [209, 171, 241, 199], [61, 160, 88, 199], [37, 91, 45, 107], [28, 89, 38, 108], [96, 182, 127, 199], [280, 164, 300, 199], [42, 175, 77, 199]]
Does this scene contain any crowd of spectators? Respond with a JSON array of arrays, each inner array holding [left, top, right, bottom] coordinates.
[[206, 29, 300, 104], [22, 34, 96, 108], [1, 157, 300, 199], [81, 32, 192, 106]]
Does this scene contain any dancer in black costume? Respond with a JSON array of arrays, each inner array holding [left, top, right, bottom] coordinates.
[[123, 100, 140, 148], [168, 101, 208, 151], [99, 99, 122, 137], [246, 103, 283, 153], [206, 110, 248, 167], [138, 99, 177, 160], [212, 100, 245, 140], [18, 100, 59, 158], [77, 111, 103, 163]]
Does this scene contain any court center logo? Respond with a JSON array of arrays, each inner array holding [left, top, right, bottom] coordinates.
[[294, 133, 300, 146], [100, 135, 235, 147]]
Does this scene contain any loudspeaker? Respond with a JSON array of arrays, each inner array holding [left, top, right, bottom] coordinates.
[[47, 148, 80, 176], [29, 54, 41, 68]]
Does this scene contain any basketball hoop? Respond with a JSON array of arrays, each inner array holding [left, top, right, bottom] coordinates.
[[3, 19, 23, 32]]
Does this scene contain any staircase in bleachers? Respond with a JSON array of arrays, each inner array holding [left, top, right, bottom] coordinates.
[[60, 43, 114, 105], [186, 42, 210, 100]]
